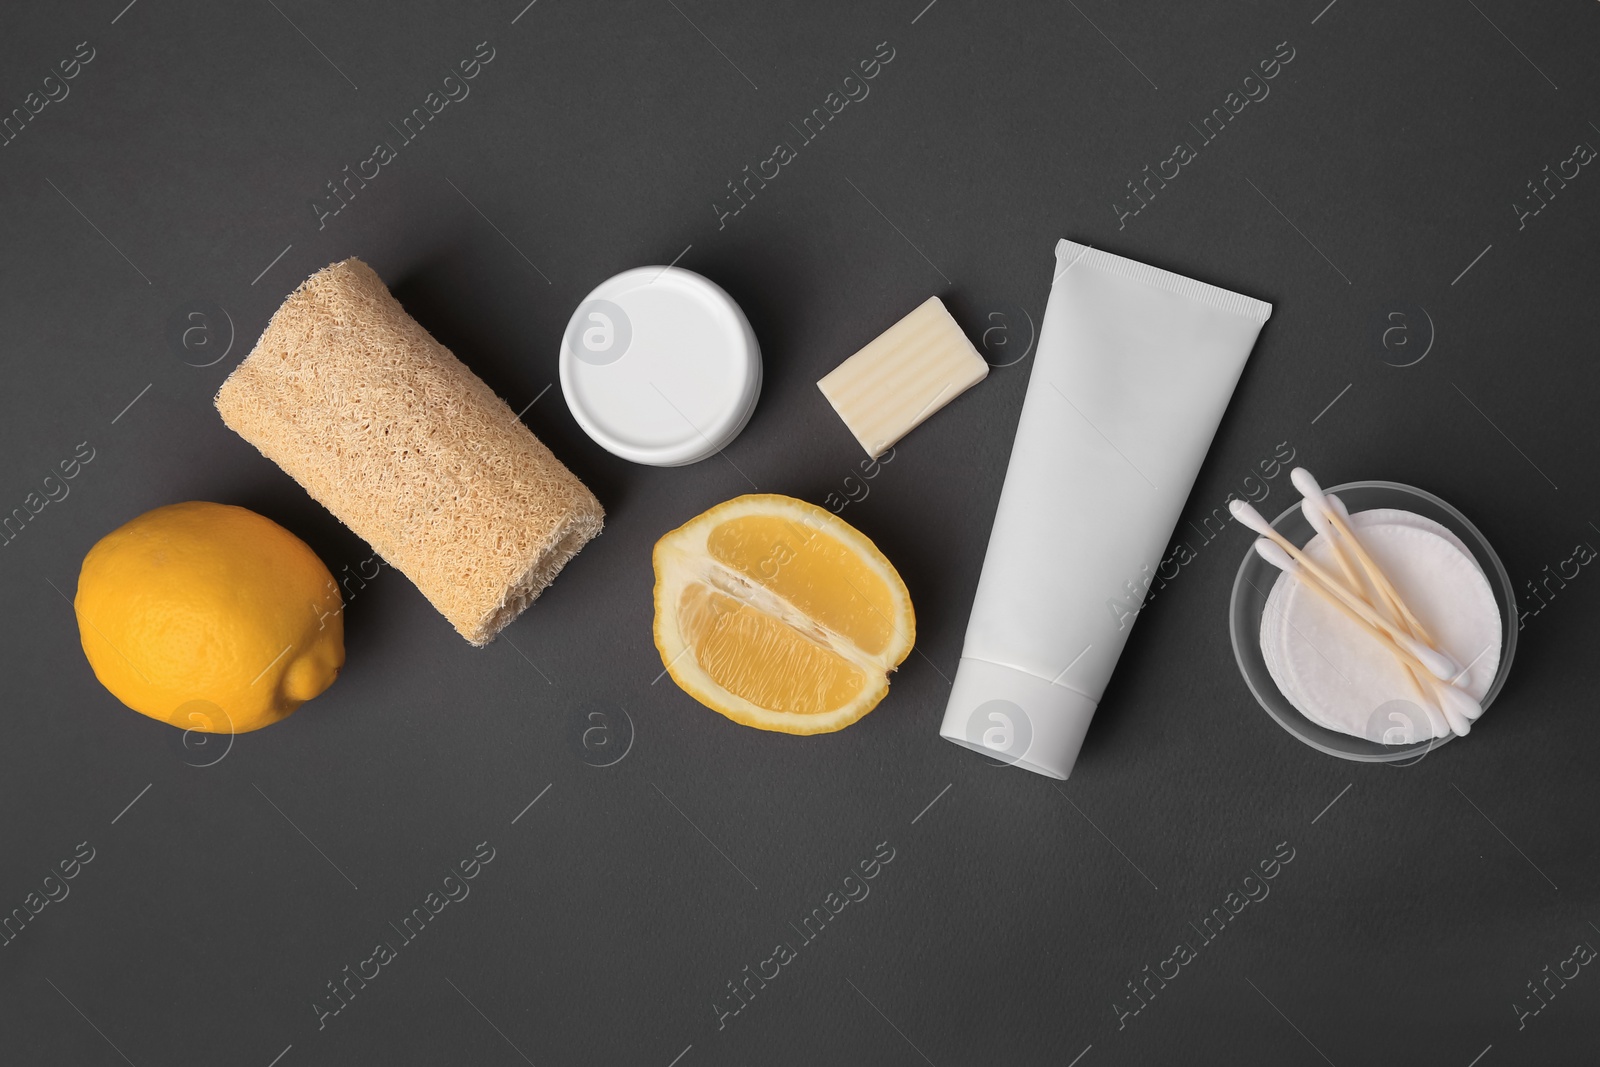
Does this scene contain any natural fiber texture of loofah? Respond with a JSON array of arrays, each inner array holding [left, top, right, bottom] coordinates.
[[215, 257, 603, 645]]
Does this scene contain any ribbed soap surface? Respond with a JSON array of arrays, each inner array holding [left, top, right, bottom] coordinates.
[[817, 296, 988, 457]]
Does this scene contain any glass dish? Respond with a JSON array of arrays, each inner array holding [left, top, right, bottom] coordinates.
[[1227, 481, 1517, 762]]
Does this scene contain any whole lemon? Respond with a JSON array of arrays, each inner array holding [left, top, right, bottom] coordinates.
[[74, 501, 344, 733]]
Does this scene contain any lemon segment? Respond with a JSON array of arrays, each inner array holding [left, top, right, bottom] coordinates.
[[705, 514, 899, 656], [653, 494, 914, 734]]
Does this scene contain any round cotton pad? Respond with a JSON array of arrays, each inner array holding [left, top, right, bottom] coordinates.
[[1258, 507, 1470, 721], [559, 266, 762, 466], [1259, 508, 1501, 742]]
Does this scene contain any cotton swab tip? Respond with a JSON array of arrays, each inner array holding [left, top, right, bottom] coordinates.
[[1414, 697, 1451, 740], [1434, 682, 1483, 727], [1230, 498, 1273, 536], [1396, 633, 1457, 680], [1302, 495, 1335, 537], [1290, 467, 1327, 504], [1433, 684, 1478, 735], [1253, 537, 1297, 572]]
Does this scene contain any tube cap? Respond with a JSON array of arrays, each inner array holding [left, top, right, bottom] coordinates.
[[939, 658, 1099, 780]]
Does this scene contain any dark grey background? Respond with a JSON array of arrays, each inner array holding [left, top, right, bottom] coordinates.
[[2, 1, 1596, 1064]]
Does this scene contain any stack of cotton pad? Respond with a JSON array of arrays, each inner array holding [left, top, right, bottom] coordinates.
[[1259, 508, 1501, 742]]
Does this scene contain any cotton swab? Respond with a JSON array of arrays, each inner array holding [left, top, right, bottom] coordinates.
[[1294, 473, 1369, 601], [1253, 539, 1477, 735], [1289, 469, 1448, 710], [1293, 469, 1439, 649], [1327, 489, 1444, 658], [1434, 676, 1483, 723], [1300, 473, 1426, 643], [1230, 499, 1457, 680]]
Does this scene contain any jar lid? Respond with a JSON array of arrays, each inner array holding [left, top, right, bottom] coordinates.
[[558, 266, 762, 467]]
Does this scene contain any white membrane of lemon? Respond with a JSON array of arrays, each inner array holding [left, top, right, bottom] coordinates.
[[1258, 508, 1501, 743]]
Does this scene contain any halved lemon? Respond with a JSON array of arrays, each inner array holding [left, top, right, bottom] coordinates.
[[652, 494, 915, 734]]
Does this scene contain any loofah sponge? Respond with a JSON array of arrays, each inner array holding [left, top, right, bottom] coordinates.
[[215, 257, 603, 646]]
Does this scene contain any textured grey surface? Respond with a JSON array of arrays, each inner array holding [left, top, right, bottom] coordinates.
[[1, 1, 1597, 1064]]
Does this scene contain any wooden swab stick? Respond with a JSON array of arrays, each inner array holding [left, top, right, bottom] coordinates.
[[1394, 647, 1443, 732], [1325, 492, 1437, 647], [1288, 472, 1443, 711], [1293, 470, 1400, 621], [1254, 539, 1478, 735], [1324, 492, 1451, 723], [1231, 499, 1456, 680], [1326, 527, 1372, 607], [1299, 481, 1369, 602], [1290, 469, 1437, 647]]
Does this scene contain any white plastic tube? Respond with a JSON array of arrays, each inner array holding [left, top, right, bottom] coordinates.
[[939, 240, 1271, 779]]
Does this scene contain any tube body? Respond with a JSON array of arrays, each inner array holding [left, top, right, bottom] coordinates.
[[939, 240, 1271, 778]]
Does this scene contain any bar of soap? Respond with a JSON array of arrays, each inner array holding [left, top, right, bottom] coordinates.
[[215, 258, 604, 647], [817, 296, 988, 457]]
